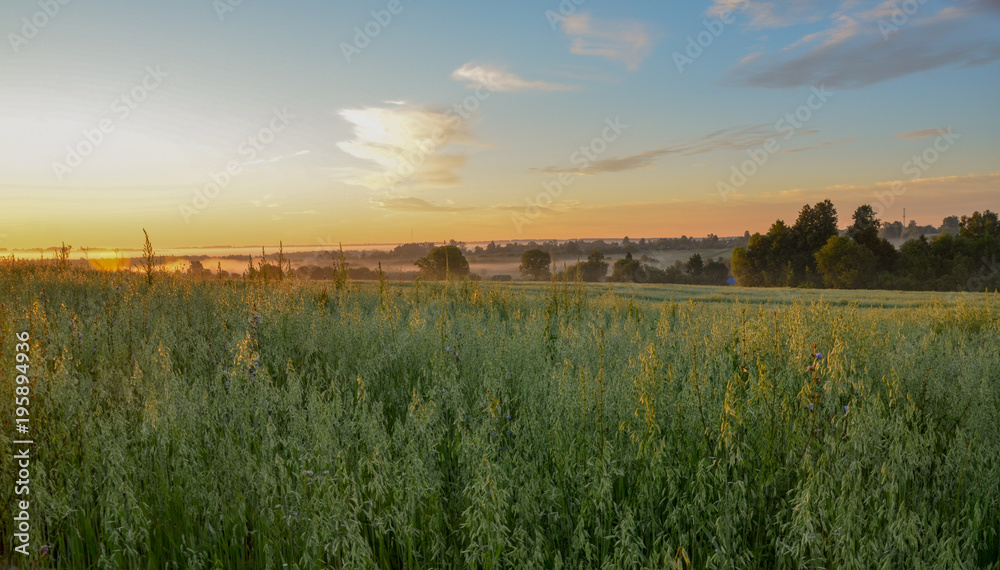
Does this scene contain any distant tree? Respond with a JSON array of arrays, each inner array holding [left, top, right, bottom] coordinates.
[[939, 215, 961, 235], [847, 204, 897, 269], [881, 220, 903, 241], [581, 249, 609, 282], [685, 253, 704, 276], [609, 252, 641, 282], [959, 210, 1000, 240], [847, 205, 880, 248], [519, 249, 552, 281], [815, 235, 876, 289], [561, 249, 609, 282], [415, 245, 470, 280], [187, 260, 212, 278], [703, 260, 730, 284]]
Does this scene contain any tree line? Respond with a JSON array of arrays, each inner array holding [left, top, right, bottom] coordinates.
[[731, 200, 999, 291]]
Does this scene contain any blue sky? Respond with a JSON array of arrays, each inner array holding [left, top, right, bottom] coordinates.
[[2, 0, 999, 249]]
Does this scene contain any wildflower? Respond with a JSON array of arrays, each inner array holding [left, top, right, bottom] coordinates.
[[844, 405, 850, 413], [808, 403, 814, 411], [806, 365, 815, 372], [506, 414, 511, 420], [93, 348, 97, 354], [303, 470, 314, 476], [275, 504, 281, 509], [814, 352, 824, 360]]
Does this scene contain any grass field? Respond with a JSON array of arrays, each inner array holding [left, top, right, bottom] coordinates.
[[1, 264, 998, 568]]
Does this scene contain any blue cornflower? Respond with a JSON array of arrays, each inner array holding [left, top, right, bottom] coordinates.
[[814, 352, 824, 360], [808, 403, 814, 411]]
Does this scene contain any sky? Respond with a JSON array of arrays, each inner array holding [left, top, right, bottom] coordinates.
[[2, 0, 999, 251]]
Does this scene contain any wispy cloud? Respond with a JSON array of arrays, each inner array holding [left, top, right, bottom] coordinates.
[[779, 137, 853, 154], [491, 200, 581, 213], [451, 63, 576, 92], [370, 196, 474, 213], [707, 0, 824, 28], [729, 1, 1000, 89], [336, 106, 470, 190], [744, 171, 1000, 205], [534, 124, 817, 176], [560, 13, 656, 71], [896, 127, 949, 141]]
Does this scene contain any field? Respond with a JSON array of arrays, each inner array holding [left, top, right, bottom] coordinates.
[[1, 264, 998, 568]]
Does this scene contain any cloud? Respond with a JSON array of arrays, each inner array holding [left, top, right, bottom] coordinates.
[[491, 200, 581, 213], [779, 137, 854, 154], [336, 106, 470, 190], [560, 13, 656, 70], [451, 63, 576, 92], [896, 127, 949, 141], [370, 196, 474, 213], [534, 124, 817, 175], [730, 1, 1000, 89], [707, 0, 825, 28], [738, 171, 1000, 205]]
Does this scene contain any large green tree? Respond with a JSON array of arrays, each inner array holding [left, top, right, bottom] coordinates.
[[791, 199, 839, 282], [815, 235, 876, 289]]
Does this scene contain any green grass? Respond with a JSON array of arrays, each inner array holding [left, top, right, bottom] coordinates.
[[1, 264, 998, 568]]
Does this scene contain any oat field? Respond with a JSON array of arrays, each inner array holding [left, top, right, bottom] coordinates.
[[1, 263, 998, 568]]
